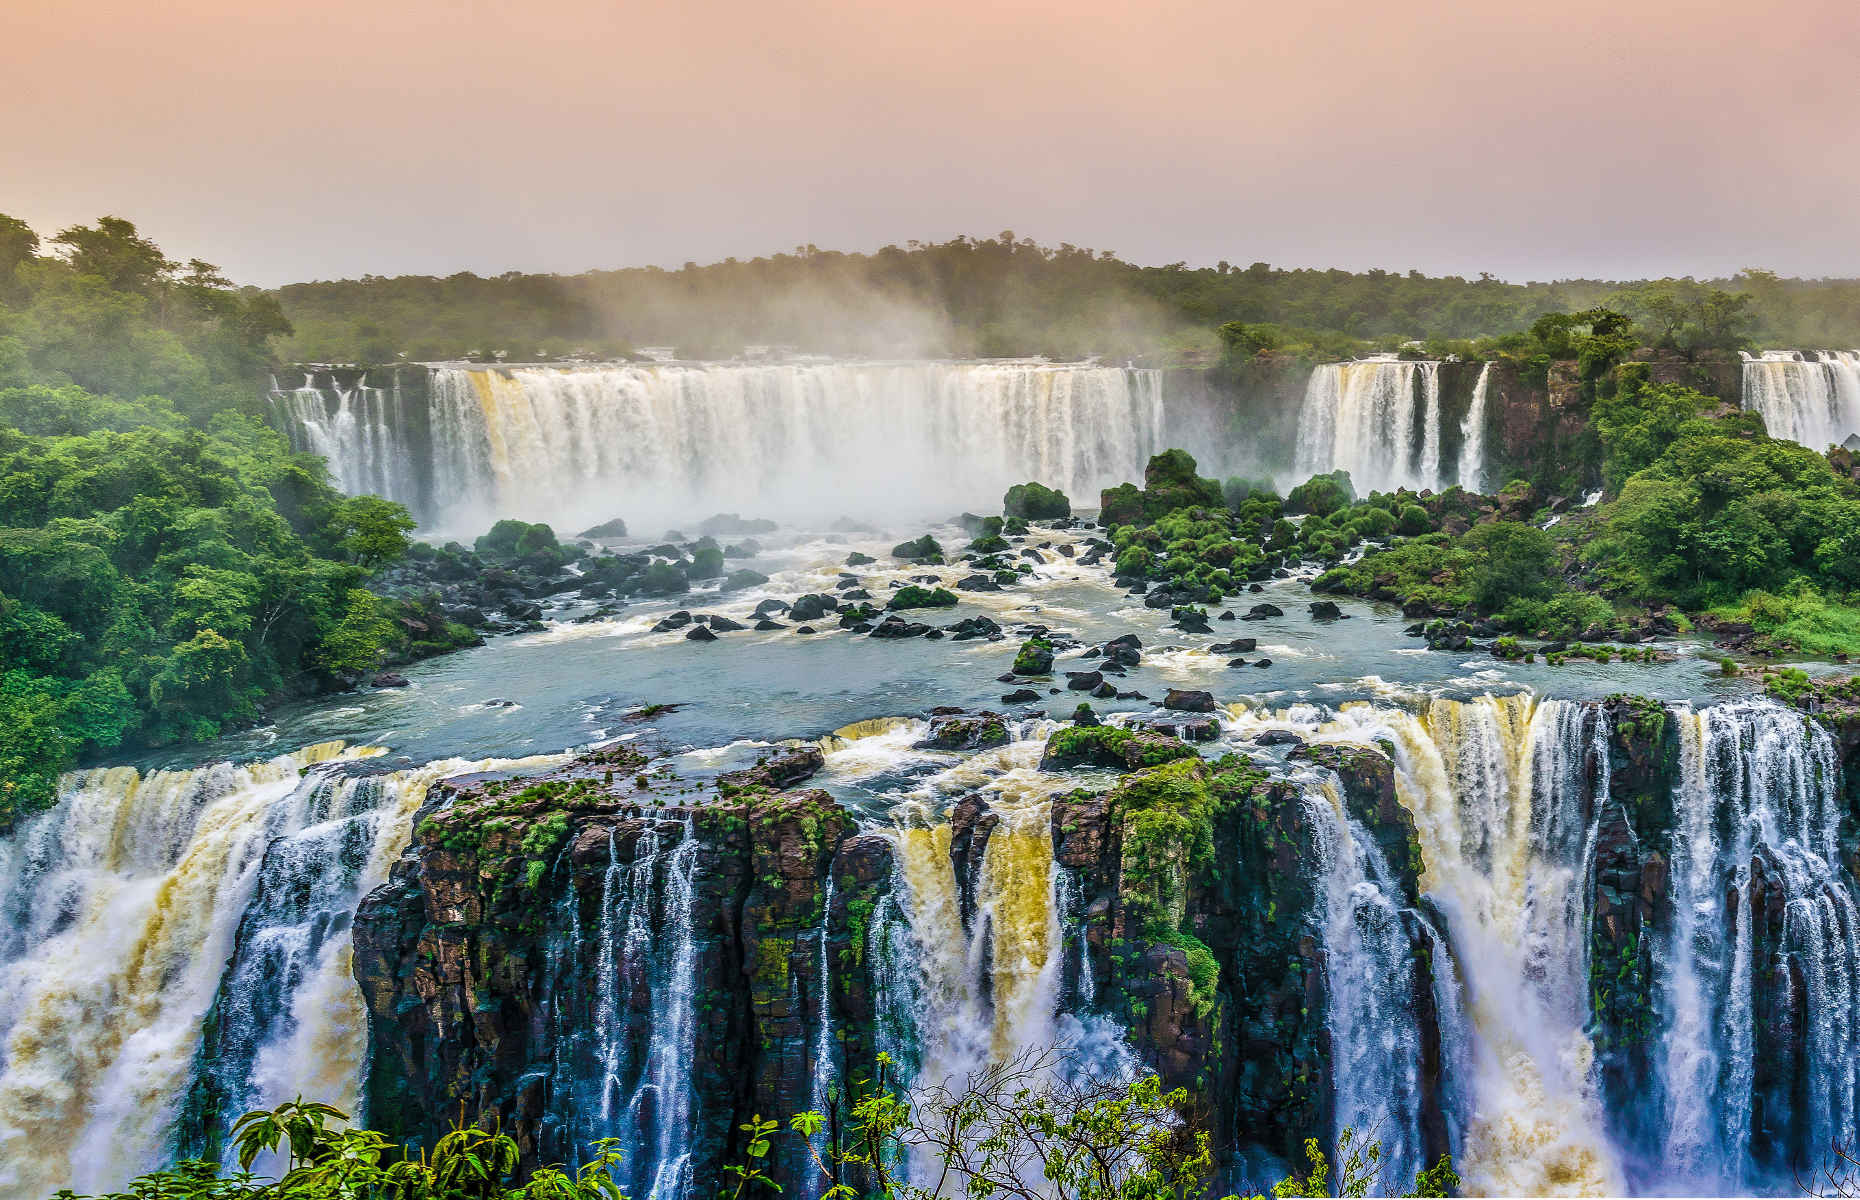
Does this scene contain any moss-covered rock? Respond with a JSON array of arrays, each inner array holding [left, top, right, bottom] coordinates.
[[1003, 481, 1072, 520], [887, 585, 958, 610], [1039, 724, 1199, 772]]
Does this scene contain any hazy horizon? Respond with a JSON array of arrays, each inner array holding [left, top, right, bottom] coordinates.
[[7, 0, 1859, 288]]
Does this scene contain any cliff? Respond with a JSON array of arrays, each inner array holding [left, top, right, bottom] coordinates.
[[347, 697, 1823, 1191]]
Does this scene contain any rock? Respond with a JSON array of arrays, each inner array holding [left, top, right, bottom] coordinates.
[[577, 517, 629, 539], [1066, 670, 1105, 691], [754, 619, 786, 631], [721, 569, 770, 591], [1012, 638, 1055, 675], [957, 573, 1002, 592], [1172, 610, 1213, 634], [1001, 688, 1042, 703], [869, 615, 931, 638], [1091, 681, 1119, 699], [685, 625, 718, 642], [370, 673, 410, 688], [1211, 638, 1257, 653], [1071, 703, 1100, 726], [653, 611, 693, 631], [844, 552, 876, 566], [1227, 657, 1250, 668], [753, 599, 790, 617], [707, 615, 747, 632], [1219, 610, 1236, 620], [1308, 601, 1343, 620], [1255, 730, 1305, 747], [914, 711, 1010, 751], [1163, 689, 1216, 713], [795, 626, 816, 634], [788, 594, 838, 622], [697, 513, 778, 536], [1241, 603, 1283, 621], [888, 585, 959, 610], [1179, 719, 1218, 742], [719, 747, 826, 793], [1254, 658, 1272, 668], [946, 615, 1003, 640]]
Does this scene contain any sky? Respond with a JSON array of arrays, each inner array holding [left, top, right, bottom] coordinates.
[[5, 0, 1859, 287]]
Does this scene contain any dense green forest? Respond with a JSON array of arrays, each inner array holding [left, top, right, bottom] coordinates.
[[272, 232, 1860, 363], [0, 213, 424, 824]]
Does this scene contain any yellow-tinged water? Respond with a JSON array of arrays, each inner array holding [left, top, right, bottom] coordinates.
[[0, 743, 565, 1200], [1230, 692, 1621, 1195]]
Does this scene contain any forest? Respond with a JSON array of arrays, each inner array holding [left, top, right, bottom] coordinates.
[[272, 232, 1860, 364], [0, 214, 426, 824]]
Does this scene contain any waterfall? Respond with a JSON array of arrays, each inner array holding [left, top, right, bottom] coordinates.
[[0, 744, 562, 1198], [1305, 775, 1438, 1188], [1282, 695, 1617, 1194], [1293, 358, 1443, 495], [276, 361, 1165, 534], [807, 875, 837, 1193], [268, 372, 421, 506], [1740, 350, 1860, 451], [1457, 363, 1491, 493], [1655, 700, 1860, 1191], [881, 730, 1129, 1133]]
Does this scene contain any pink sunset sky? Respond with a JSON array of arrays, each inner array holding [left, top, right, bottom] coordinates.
[[4, 0, 1857, 285]]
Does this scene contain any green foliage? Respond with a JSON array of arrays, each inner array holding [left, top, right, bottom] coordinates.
[[1591, 367, 1710, 494], [0, 215, 409, 828], [1461, 521, 1558, 610], [688, 544, 725, 580], [886, 585, 958, 611], [1139, 450, 1225, 519], [1284, 471, 1354, 517], [889, 534, 944, 563], [1011, 636, 1054, 675], [475, 520, 558, 563], [1585, 402, 1860, 611], [1002, 481, 1070, 520], [1266, 1127, 1458, 1199]]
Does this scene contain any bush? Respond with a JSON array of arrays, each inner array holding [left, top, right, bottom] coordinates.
[[1284, 470, 1354, 517], [891, 534, 944, 562], [1396, 504, 1432, 536], [1003, 481, 1071, 520], [887, 585, 957, 610]]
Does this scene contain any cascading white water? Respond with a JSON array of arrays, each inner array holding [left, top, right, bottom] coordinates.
[[1740, 350, 1860, 452], [269, 373, 420, 505], [569, 815, 704, 1200], [398, 361, 1162, 534], [1293, 358, 1443, 495], [1457, 363, 1491, 493], [1304, 775, 1437, 1189], [807, 875, 838, 1195], [1655, 700, 1860, 1192], [0, 744, 562, 1199], [1241, 694, 1618, 1195]]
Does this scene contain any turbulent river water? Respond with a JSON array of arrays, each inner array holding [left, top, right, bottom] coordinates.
[[0, 510, 1847, 1199]]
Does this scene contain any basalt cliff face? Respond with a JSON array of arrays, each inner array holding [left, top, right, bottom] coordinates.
[[348, 697, 1860, 1194]]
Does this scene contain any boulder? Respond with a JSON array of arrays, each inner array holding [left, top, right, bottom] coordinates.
[[1163, 689, 1217, 713]]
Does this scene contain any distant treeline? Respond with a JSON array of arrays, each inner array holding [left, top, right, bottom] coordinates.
[[273, 233, 1860, 363]]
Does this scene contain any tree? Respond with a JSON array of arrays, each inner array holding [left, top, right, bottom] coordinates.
[[52, 216, 175, 294], [335, 494, 416, 570], [1463, 521, 1558, 610]]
